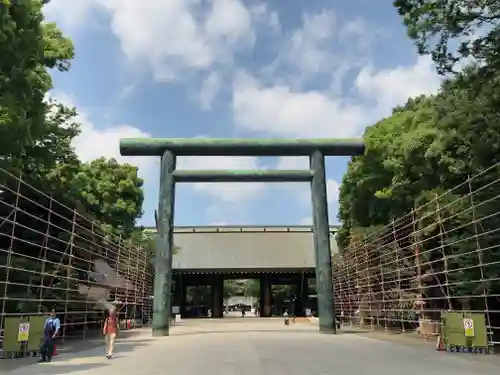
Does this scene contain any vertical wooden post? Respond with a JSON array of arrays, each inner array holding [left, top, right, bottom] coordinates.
[[392, 220, 405, 333], [467, 176, 492, 346], [39, 198, 53, 314], [412, 209, 424, 332], [62, 210, 77, 343], [153, 150, 176, 336], [364, 241, 374, 329], [0, 176, 21, 336], [379, 244, 387, 331], [435, 195, 452, 310], [310, 150, 336, 333]]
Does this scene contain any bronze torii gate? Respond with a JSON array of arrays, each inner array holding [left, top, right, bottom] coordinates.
[[120, 138, 364, 336]]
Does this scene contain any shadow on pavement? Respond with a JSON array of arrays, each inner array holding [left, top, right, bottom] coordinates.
[[0, 331, 151, 374], [19, 362, 109, 375]]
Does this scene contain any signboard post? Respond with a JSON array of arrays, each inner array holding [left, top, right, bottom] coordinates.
[[17, 323, 30, 342], [441, 312, 489, 354], [463, 318, 474, 337]]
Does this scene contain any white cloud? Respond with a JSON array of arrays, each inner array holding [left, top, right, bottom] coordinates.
[[233, 72, 367, 138], [177, 155, 265, 203], [298, 178, 340, 226], [327, 179, 340, 204], [287, 11, 337, 75], [50, 96, 273, 225], [45, 0, 269, 81], [249, 3, 280, 35], [355, 55, 441, 111], [274, 156, 339, 205], [199, 72, 222, 110], [44, 0, 97, 30], [232, 55, 441, 139], [264, 10, 373, 90], [230, 8, 441, 140], [52, 93, 156, 178], [275, 156, 309, 170], [43, 3, 445, 223], [205, 0, 254, 47], [50, 93, 160, 223]]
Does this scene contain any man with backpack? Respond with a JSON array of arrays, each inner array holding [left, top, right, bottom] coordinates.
[[39, 309, 60, 363]]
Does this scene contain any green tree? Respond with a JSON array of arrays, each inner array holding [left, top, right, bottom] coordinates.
[[64, 158, 144, 236], [223, 280, 246, 298], [0, 1, 146, 237], [337, 66, 500, 311], [394, 0, 500, 77], [0, 1, 150, 323], [222, 280, 261, 299], [337, 95, 439, 248], [23, 98, 81, 180], [0, 0, 74, 172], [243, 279, 260, 297]]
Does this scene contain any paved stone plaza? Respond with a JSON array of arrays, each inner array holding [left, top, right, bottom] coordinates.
[[2, 317, 499, 375]]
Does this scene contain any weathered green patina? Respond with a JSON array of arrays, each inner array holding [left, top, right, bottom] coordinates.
[[172, 169, 313, 183], [310, 150, 336, 333], [120, 137, 364, 156], [120, 137, 366, 336], [153, 150, 176, 336]]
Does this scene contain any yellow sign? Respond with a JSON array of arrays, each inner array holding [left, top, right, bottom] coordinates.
[[17, 323, 30, 342], [463, 318, 475, 337]]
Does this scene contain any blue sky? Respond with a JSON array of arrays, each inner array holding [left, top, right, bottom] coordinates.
[[44, 0, 442, 227]]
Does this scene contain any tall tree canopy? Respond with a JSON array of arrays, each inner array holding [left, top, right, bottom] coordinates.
[[0, 1, 149, 321], [64, 158, 144, 236], [0, 0, 74, 172], [394, 0, 500, 77], [0, 1, 145, 236], [338, 66, 500, 247], [337, 65, 500, 310]]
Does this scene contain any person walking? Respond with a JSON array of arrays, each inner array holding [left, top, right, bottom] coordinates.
[[283, 309, 290, 325], [103, 308, 119, 359], [39, 309, 60, 363]]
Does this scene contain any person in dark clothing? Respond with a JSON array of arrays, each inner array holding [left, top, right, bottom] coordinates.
[[39, 309, 60, 363]]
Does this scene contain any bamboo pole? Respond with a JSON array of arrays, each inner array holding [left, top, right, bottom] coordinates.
[[435, 195, 452, 310], [0, 176, 21, 336], [467, 175, 493, 347]]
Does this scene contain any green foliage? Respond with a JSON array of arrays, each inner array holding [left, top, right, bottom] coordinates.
[[223, 280, 244, 298], [21, 98, 81, 179], [394, 0, 500, 78], [337, 95, 439, 246], [337, 65, 500, 306], [62, 158, 144, 236], [0, 1, 148, 340], [0, 2, 144, 236], [0, 0, 74, 171], [223, 279, 260, 298]]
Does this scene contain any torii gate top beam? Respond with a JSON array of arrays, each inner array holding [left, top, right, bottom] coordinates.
[[119, 138, 365, 157]]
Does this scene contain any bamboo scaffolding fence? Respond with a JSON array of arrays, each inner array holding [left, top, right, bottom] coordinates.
[[333, 163, 500, 346], [0, 168, 154, 345]]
